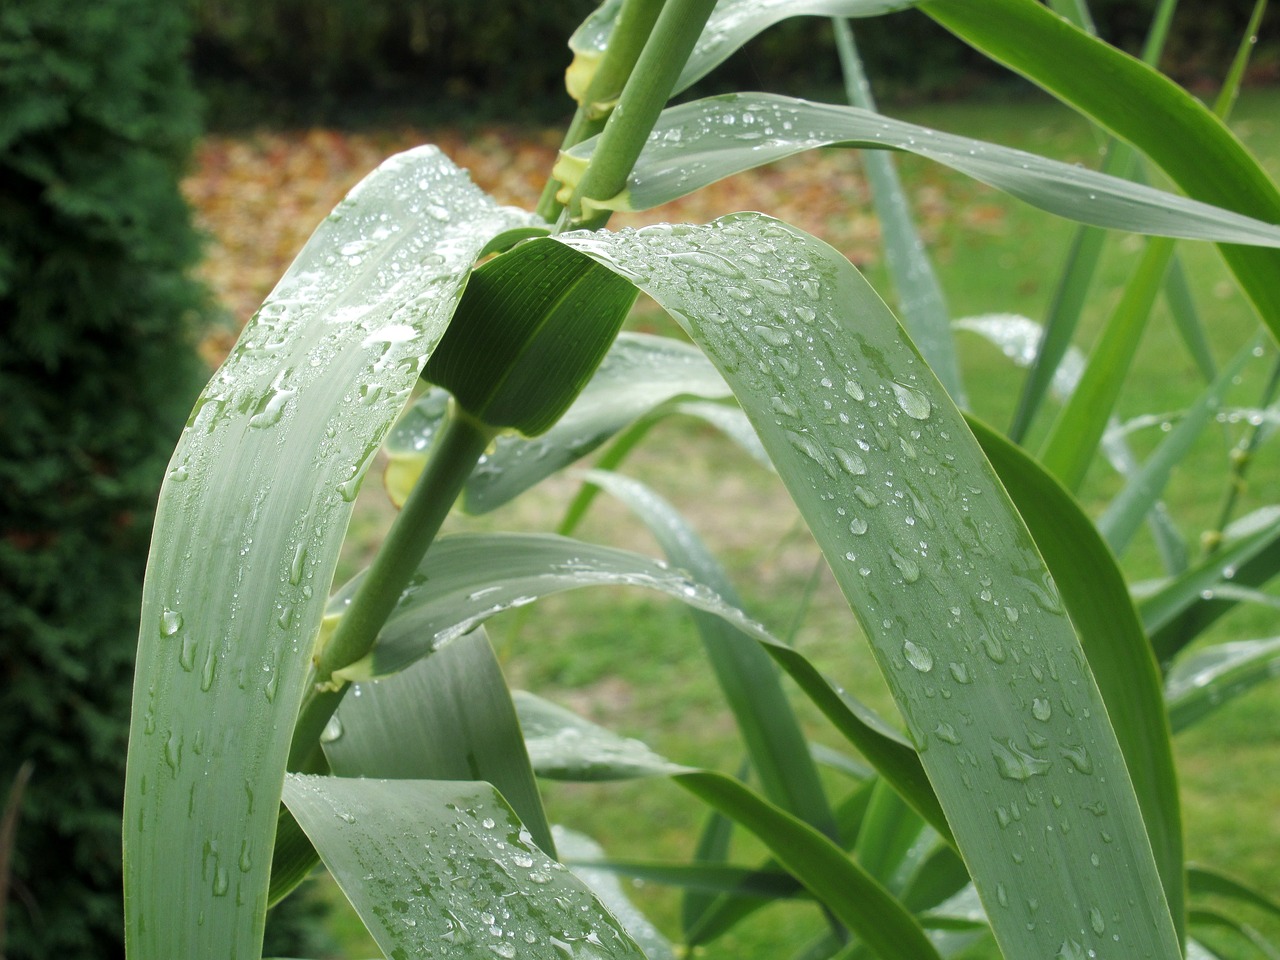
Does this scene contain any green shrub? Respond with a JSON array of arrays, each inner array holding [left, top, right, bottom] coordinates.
[[0, 2, 205, 956]]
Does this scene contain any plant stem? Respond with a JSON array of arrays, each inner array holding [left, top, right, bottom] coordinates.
[[288, 403, 495, 769], [536, 0, 667, 223], [567, 0, 719, 230]]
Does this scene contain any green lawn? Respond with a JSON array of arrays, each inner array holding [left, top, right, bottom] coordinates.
[[311, 87, 1280, 959]]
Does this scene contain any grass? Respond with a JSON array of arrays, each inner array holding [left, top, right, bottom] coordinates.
[[285, 86, 1280, 958]]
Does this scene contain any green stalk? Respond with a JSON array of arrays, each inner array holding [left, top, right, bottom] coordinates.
[[289, 403, 496, 769], [536, 0, 667, 222], [567, 0, 719, 229]]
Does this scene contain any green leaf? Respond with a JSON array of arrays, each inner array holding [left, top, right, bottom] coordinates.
[[565, 93, 1280, 250], [122, 147, 533, 959], [852, 778, 925, 893], [336, 531, 945, 844], [570, 0, 918, 99], [424, 236, 638, 436], [922, 0, 1280, 343], [281, 775, 647, 960], [516, 693, 941, 960], [1165, 637, 1280, 733], [386, 332, 735, 511], [1098, 337, 1263, 555], [1038, 235, 1175, 492], [966, 414, 1184, 939], [556, 213, 1182, 960], [1141, 507, 1280, 661], [322, 629, 554, 855], [1189, 865, 1280, 926], [584, 469, 838, 836]]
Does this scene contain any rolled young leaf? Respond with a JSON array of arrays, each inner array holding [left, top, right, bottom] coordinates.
[[122, 147, 534, 959], [555, 213, 1182, 960]]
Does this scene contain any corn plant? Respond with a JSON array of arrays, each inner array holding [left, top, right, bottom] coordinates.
[[123, 0, 1280, 958]]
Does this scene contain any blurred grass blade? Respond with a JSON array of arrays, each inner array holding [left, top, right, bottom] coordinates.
[[386, 332, 735, 511], [1098, 337, 1263, 555], [321, 629, 554, 855], [833, 20, 963, 404], [852, 778, 924, 893], [1039, 236, 1175, 492], [1189, 865, 1280, 925], [557, 213, 1182, 960], [1165, 637, 1280, 733], [517, 692, 941, 960], [553, 828, 678, 960], [563, 859, 798, 899], [281, 775, 647, 960], [586, 469, 838, 837], [922, 0, 1280, 343], [564, 93, 1280, 249], [1190, 908, 1280, 960], [1141, 508, 1280, 661], [966, 414, 1184, 936], [122, 147, 534, 959], [1165, 257, 1218, 384], [571, 0, 918, 99]]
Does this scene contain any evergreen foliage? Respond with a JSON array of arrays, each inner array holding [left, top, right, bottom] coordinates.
[[0, 1, 206, 955]]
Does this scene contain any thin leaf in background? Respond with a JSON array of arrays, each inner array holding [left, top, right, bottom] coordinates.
[[1165, 637, 1280, 733]]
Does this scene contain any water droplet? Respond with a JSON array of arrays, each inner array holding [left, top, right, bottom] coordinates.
[[889, 549, 921, 583], [853, 485, 880, 507], [991, 738, 1051, 781], [289, 543, 308, 585], [949, 661, 972, 684], [903, 639, 934, 671], [212, 865, 229, 897], [935, 721, 960, 744], [980, 629, 1007, 664], [489, 943, 516, 958], [1090, 906, 1106, 934], [848, 517, 868, 535], [482, 817, 496, 830], [1004, 606, 1020, 623], [1061, 745, 1094, 775], [845, 380, 865, 401], [1057, 938, 1087, 960], [1032, 698, 1052, 721], [831, 446, 868, 476], [753, 324, 791, 347], [321, 715, 344, 743], [997, 882, 1009, 907], [160, 608, 183, 637], [891, 381, 932, 420]]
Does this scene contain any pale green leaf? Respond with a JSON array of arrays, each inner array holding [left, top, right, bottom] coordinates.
[[1166, 637, 1280, 733], [122, 147, 533, 958], [281, 775, 647, 960], [556, 213, 1182, 960], [322, 629, 554, 854], [567, 93, 1280, 249]]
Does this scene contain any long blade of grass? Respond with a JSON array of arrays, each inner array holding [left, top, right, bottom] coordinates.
[[122, 147, 533, 959], [561, 93, 1280, 249], [1098, 337, 1263, 555], [281, 775, 647, 960], [921, 0, 1280, 343], [833, 20, 963, 404], [517, 692, 942, 960], [1165, 637, 1280, 733], [384, 332, 734, 512], [852, 779, 925, 893], [1038, 236, 1176, 492], [584, 469, 837, 837], [1189, 865, 1280, 926], [1141, 508, 1280, 661], [333, 532, 944, 839], [965, 414, 1184, 937], [321, 629, 554, 854], [557, 213, 1182, 960]]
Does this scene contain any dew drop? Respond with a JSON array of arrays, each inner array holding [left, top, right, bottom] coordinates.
[[845, 379, 865, 401], [890, 549, 921, 583], [831, 446, 868, 476], [1032, 698, 1052, 722], [1090, 906, 1106, 934], [991, 738, 1052, 781], [160, 608, 183, 638], [321, 715, 344, 743], [1061, 745, 1094, 775], [891, 381, 932, 420], [753, 324, 792, 347], [849, 517, 868, 535], [949, 662, 972, 684], [903, 639, 934, 672], [934, 721, 961, 744]]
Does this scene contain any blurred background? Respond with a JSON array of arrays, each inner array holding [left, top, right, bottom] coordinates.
[[1, 2, 1276, 959]]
